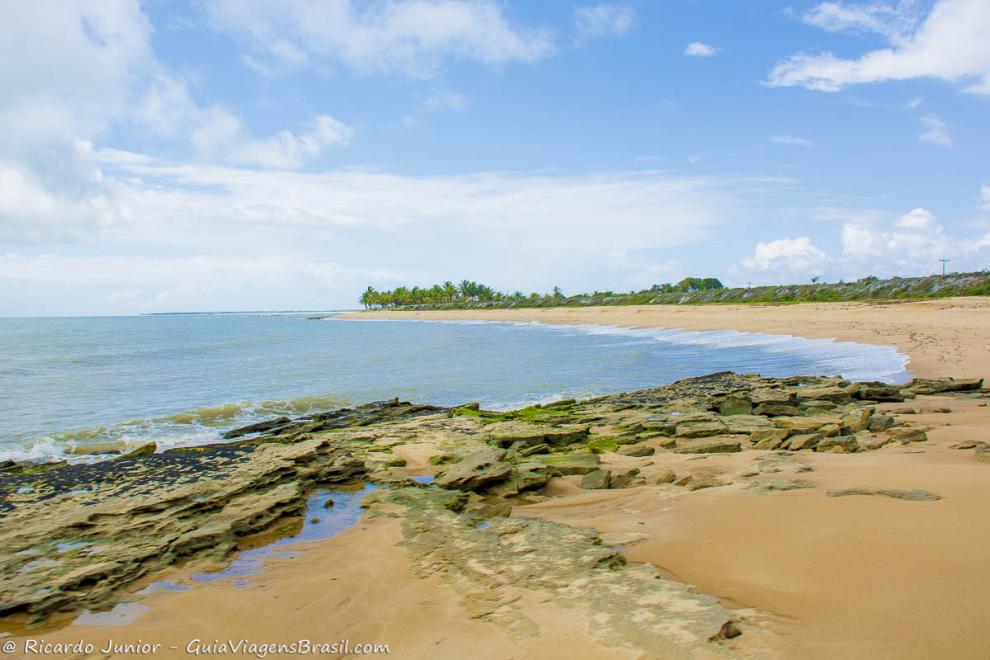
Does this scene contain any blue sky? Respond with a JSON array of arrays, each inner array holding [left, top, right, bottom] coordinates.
[[1, 0, 989, 315]]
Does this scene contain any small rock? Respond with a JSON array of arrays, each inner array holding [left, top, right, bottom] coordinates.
[[323, 497, 335, 509], [867, 414, 895, 432], [710, 620, 743, 641], [826, 488, 941, 501], [653, 469, 677, 484], [815, 435, 859, 453], [919, 406, 951, 414], [688, 476, 725, 491], [888, 428, 928, 444], [674, 437, 743, 454], [617, 444, 655, 457], [310, 516, 321, 524], [841, 408, 873, 433], [783, 433, 823, 451], [580, 469, 612, 490]]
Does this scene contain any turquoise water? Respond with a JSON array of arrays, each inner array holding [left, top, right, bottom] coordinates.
[[0, 313, 908, 462]]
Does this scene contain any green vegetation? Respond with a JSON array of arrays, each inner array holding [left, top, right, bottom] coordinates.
[[360, 277, 723, 308], [361, 272, 990, 309]]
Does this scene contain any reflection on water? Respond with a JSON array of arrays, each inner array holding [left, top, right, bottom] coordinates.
[[191, 484, 378, 587]]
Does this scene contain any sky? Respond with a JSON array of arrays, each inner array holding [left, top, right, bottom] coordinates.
[[1, 0, 989, 316]]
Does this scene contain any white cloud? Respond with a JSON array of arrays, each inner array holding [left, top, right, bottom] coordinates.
[[768, 0, 990, 94], [739, 237, 828, 275], [802, 1, 925, 42], [1, 146, 791, 312], [896, 207, 938, 230], [206, 0, 554, 78], [573, 4, 636, 40], [837, 207, 990, 275], [918, 114, 951, 146], [770, 134, 816, 147], [684, 42, 719, 57]]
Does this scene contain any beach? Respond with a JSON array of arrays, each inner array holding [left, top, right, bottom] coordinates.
[[4, 299, 990, 659], [348, 297, 990, 386]]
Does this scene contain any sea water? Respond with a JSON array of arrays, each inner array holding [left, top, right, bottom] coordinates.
[[0, 312, 909, 463]]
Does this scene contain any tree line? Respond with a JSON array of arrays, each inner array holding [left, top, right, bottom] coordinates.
[[359, 278, 723, 309]]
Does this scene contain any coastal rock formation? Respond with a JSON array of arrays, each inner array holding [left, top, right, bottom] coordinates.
[[0, 371, 984, 634]]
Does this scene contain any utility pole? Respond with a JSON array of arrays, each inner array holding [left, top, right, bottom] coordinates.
[[938, 259, 950, 276]]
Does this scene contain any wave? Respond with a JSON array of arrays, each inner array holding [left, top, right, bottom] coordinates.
[[1, 393, 350, 465]]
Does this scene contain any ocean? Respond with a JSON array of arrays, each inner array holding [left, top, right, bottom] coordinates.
[[0, 313, 909, 463]]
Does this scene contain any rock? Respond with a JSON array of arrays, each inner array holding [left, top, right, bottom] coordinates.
[[887, 428, 928, 444], [580, 469, 612, 490], [674, 437, 743, 454], [919, 406, 952, 414], [750, 428, 791, 450], [793, 385, 853, 404], [867, 414, 895, 432], [710, 621, 743, 642], [688, 476, 725, 491], [783, 433, 823, 451], [749, 478, 815, 492], [611, 468, 642, 489], [775, 416, 836, 432], [753, 403, 803, 417], [382, 456, 407, 467], [840, 408, 873, 433], [723, 415, 775, 434], [323, 497, 335, 508], [674, 420, 728, 438], [903, 377, 983, 395], [856, 433, 892, 451], [653, 469, 677, 484], [519, 443, 551, 456], [889, 407, 917, 415], [488, 463, 553, 497], [674, 474, 693, 487], [536, 452, 601, 475], [815, 435, 859, 453], [817, 423, 842, 437], [717, 396, 752, 416], [434, 447, 513, 491], [826, 488, 941, 501], [950, 440, 988, 450], [658, 437, 678, 448], [854, 382, 905, 402], [222, 416, 292, 439], [617, 444, 655, 457]]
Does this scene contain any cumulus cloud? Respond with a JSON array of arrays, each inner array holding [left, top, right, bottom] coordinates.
[[768, 0, 990, 94], [573, 4, 636, 40], [738, 237, 828, 277], [918, 114, 952, 146], [838, 207, 990, 276], [205, 0, 554, 77], [684, 42, 719, 57], [770, 134, 815, 147]]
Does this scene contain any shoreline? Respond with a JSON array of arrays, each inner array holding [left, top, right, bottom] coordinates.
[[343, 297, 990, 384]]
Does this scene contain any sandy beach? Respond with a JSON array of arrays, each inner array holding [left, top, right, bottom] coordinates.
[[7, 299, 990, 660], [347, 297, 990, 385]]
